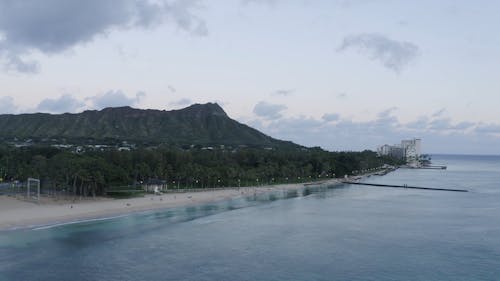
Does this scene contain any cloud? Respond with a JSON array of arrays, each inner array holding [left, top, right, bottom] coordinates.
[[336, 0, 373, 9], [248, 107, 499, 153], [211, 99, 226, 107], [377, 107, 398, 119], [2, 91, 149, 114], [36, 94, 85, 113], [271, 89, 294, 96], [428, 118, 452, 130], [87, 90, 145, 109], [432, 108, 446, 118], [0, 50, 40, 73], [374, 107, 400, 129], [258, 116, 325, 145], [168, 85, 177, 93], [170, 98, 192, 106], [452, 121, 475, 130], [0, 0, 207, 73], [404, 113, 475, 133], [0, 96, 18, 114], [337, 33, 419, 73], [253, 101, 287, 120], [242, 0, 278, 5], [475, 123, 500, 135], [322, 113, 340, 122], [337, 93, 348, 99], [406, 116, 429, 130]]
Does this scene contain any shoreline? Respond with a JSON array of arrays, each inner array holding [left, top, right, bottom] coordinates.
[[0, 179, 342, 232]]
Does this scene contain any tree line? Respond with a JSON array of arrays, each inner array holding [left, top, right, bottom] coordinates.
[[0, 145, 402, 197]]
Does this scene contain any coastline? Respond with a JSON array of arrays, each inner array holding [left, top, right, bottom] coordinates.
[[0, 179, 342, 232]]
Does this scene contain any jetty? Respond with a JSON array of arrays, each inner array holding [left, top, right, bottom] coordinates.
[[421, 165, 447, 170], [341, 181, 468, 192]]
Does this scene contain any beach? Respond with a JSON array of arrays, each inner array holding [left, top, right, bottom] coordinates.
[[0, 180, 339, 231]]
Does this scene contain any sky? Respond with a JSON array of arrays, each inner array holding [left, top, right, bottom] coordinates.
[[0, 0, 499, 154]]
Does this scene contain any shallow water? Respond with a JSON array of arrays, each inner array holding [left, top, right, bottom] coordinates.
[[1, 154, 499, 281]]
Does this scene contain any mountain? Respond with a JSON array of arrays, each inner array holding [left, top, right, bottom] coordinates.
[[0, 103, 299, 148]]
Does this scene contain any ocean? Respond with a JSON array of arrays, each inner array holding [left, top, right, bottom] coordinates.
[[1, 154, 499, 281]]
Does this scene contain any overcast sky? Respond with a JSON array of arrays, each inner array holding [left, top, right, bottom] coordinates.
[[1, 0, 499, 154]]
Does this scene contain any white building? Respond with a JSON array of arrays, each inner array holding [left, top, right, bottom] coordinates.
[[377, 144, 392, 156], [377, 138, 422, 164], [401, 138, 421, 163], [377, 144, 404, 159]]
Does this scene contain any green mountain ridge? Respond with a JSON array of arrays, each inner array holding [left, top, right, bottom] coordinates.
[[0, 103, 299, 148]]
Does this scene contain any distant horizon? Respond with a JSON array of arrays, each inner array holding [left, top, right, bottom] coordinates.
[[428, 153, 500, 157]]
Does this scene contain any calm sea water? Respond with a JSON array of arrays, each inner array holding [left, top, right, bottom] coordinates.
[[1, 154, 500, 281]]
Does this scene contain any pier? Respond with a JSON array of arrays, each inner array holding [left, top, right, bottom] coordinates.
[[341, 181, 468, 192], [421, 165, 447, 170]]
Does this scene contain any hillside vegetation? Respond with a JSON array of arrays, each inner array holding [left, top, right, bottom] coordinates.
[[0, 103, 401, 196], [0, 103, 296, 148]]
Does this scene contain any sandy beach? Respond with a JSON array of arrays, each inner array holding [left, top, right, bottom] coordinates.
[[0, 180, 340, 231]]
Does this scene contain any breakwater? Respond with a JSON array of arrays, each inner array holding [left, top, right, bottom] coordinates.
[[342, 181, 468, 192]]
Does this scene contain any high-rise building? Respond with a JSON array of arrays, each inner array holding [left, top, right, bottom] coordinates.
[[377, 144, 404, 159], [401, 138, 421, 161], [377, 138, 422, 165]]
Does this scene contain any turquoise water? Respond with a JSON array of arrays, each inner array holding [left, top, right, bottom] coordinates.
[[1, 155, 500, 281]]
